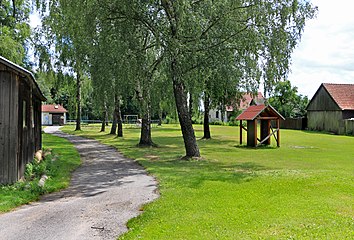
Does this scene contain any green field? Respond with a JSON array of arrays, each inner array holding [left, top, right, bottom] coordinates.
[[0, 133, 81, 213], [64, 124, 353, 239]]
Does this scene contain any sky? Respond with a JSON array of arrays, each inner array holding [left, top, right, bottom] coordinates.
[[30, 0, 354, 99], [288, 0, 354, 98]]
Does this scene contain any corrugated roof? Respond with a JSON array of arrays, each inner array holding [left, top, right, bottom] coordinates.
[[323, 83, 354, 110], [42, 104, 67, 113]]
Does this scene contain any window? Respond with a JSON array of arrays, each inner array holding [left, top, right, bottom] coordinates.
[[216, 111, 219, 119]]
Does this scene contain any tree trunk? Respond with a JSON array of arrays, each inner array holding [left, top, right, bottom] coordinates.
[[110, 109, 117, 135], [189, 91, 193, 120], [158, 106, 162, 126], [203, 93, 211, 139], [172, 59, 200, 157], [117, 96, 123, 137], [220, 103, 225, 122], [139, 113, 153, 146], [100, 108, 106, 132], [75, 70, 81, 131], [105, 113, 109, 126], [138, 91, 153, 146]]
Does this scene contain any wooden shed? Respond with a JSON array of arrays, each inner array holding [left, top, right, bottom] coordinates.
[[236, 104, 285, 147], [0, 56, 46, 184], [307, 83, 354, 134]]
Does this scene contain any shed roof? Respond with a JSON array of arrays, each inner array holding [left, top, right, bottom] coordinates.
[[42, 104, 67, 113], [323, 83, 354, 110], [236, 104, 285, 121], [0, 56, 46, 101]]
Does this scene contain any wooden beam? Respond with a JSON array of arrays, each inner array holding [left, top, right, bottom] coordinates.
[[277, 119, 280, 147], [254, 120, 257, 147], [240, 120, 242, 145], [257, 128, 279, 146], [257, 117, 278, 120]]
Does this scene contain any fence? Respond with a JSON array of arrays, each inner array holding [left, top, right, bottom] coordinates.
[[279, 118, 307, 130], [343, 119, 354, 135], [66, 119, 161, 128]]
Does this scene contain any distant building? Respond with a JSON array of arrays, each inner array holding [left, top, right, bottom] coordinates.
[[42, 104, 68, 126], [0, 56, 46, 184], [307, 83, 354, 134], [209, 92, 265, 122]]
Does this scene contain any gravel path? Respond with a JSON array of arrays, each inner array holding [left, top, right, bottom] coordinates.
[[0, 126, 158, 240]]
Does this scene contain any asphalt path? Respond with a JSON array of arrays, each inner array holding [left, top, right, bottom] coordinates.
[[0, 126, 158, 240]]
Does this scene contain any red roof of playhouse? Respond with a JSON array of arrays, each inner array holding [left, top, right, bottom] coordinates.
[[42, 104, 67, 113], [323, 83, 354, 110], [236, 104, 285, 121], [226, 92, 265, 111]]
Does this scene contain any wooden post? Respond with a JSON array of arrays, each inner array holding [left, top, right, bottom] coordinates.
[[277, 118, 280, 147], [254, 119, 258, 146], [240, 120, 242, 145]]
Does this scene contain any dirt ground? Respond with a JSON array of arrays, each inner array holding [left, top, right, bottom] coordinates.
[[0, 126, 158, 240]]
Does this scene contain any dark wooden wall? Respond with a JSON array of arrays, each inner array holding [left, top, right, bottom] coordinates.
[[307, 86, 341, 111], [0, 64, 43, 184], [0, 71, 19, 184]]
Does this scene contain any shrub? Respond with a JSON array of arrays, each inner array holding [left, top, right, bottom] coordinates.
[[210, 120, 224, 126]]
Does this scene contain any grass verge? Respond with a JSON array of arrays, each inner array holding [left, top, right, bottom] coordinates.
[[0, 133, 81, 213], [62, 124, 354, 239]]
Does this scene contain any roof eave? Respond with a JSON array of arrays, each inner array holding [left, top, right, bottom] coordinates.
[[0, 56, 46, 101]]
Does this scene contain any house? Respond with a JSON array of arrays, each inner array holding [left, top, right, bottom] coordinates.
[[42, 104, 67, 126], [307, 83, 354, 134], [209, 92, 265, 122], [0, 56, 46, 184]]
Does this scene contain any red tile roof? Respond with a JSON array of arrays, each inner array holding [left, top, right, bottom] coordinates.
[[236, 104, 285, 120], [42, 104, 67, 113], [323, 83, 354, 110], [236, 105, 267, 120], [226, 92, 265, 111]]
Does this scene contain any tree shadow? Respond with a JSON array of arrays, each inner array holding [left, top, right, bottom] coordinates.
[[41, 131, 156, 203]]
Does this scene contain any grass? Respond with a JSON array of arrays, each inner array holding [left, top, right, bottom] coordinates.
[[62, 124, 354, 239], [0, 133, 81, 213]]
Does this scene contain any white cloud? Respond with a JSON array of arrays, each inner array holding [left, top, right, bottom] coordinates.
[[288, 0, 354, 98]]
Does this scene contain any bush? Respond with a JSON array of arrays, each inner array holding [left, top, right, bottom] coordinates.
[[210, 120, 224, 126], [192, 115, 203, 124], [228, 116, 239, 126], [163, 116, 179, 124]]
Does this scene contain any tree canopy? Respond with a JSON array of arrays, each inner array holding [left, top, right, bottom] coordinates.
[[31, 0, 316, 157]]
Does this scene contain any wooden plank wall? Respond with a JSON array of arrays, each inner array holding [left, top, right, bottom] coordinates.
[[307, 111, 343, 134], [0, 71, 19, 184], [307, 86, 340, 111]]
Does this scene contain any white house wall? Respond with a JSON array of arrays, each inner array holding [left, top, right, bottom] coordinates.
[[42, 113, 52, 125], [209, 109, 228, 122]]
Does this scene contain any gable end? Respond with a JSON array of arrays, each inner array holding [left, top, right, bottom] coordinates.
[[307, 84, 341, 111]]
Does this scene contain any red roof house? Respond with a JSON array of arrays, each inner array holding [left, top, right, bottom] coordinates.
[[41, 104, 67, 125], [211, 92, 265, 122], [307, 83, 354, 134]]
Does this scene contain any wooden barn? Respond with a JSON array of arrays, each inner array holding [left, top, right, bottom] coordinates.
[[0, 56, 46, 184], [307, 83, 354, 134]]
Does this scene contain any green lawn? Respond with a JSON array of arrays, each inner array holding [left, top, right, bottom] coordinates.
[[62, 124, 354, 239], [0, 133, 81, 213]]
